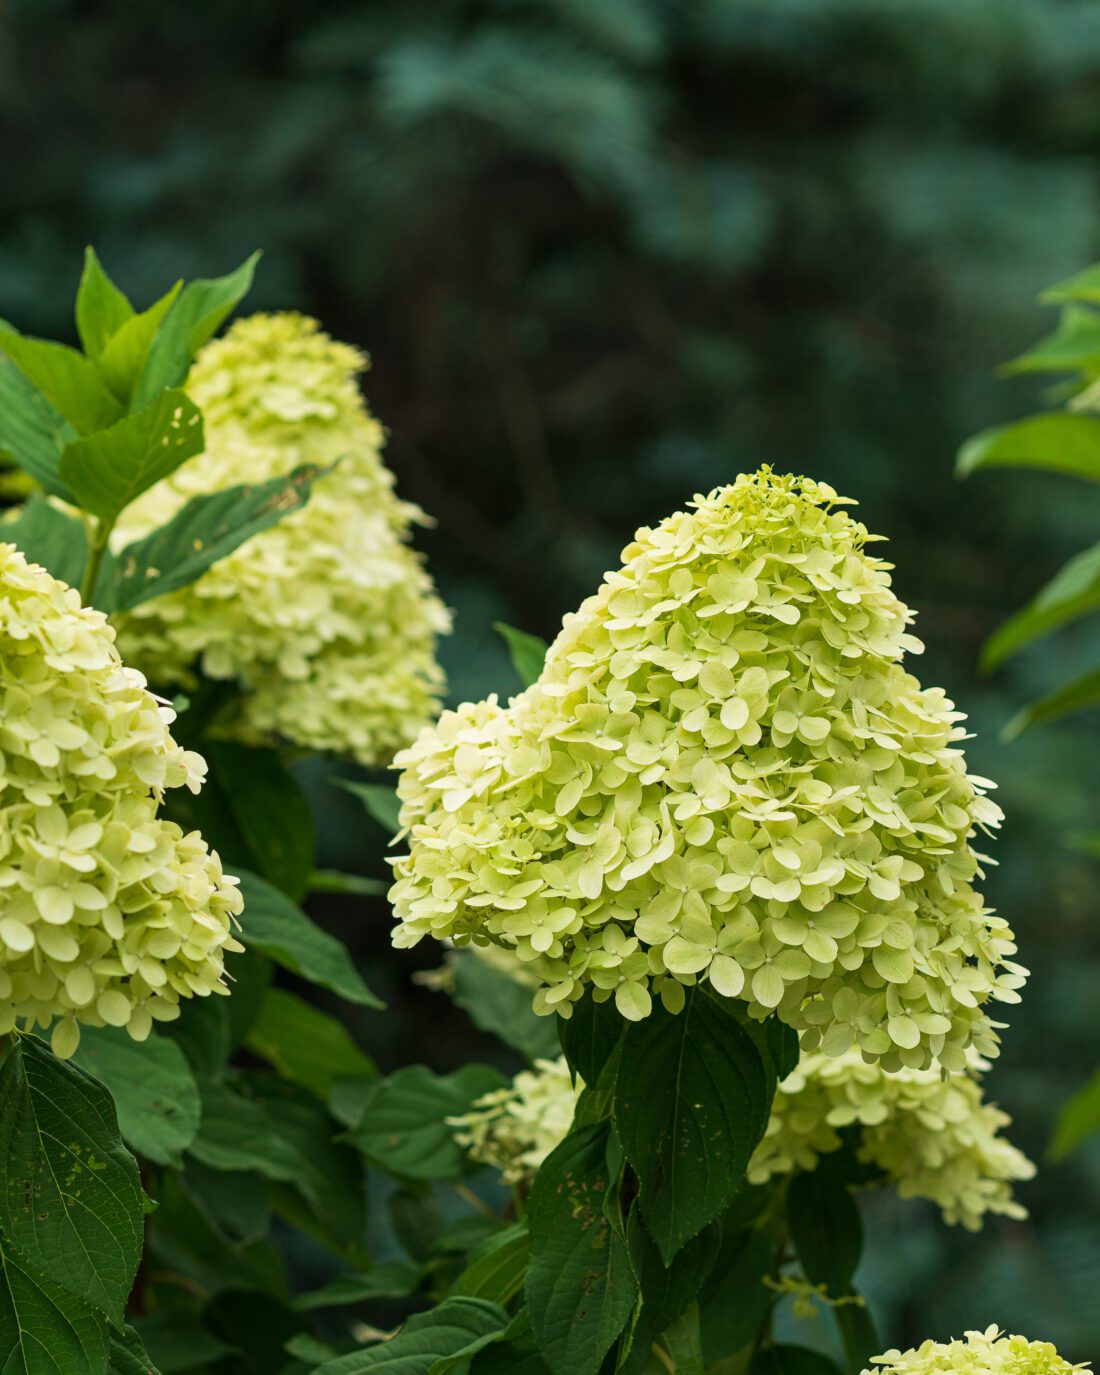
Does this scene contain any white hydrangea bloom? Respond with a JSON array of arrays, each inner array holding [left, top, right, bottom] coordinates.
[[0, 543, 243, 1056], [390, 470, 1023, 1071], [451, 1056, 582, 1183], [866, 1326, 1089, 1375], [114, 313, 449, 764], [748, 1050, 1034, 1230]]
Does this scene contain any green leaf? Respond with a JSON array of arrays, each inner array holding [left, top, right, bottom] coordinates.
[[526, 1122, 637, 1375], [494, 622, 549, 688], [698, 1225, 775, 1366], [0, 360, 74, 498], [294, 1260, 422, 1310], [835, 1304, 878, 1375], [613, 990, 775, 1262], [313, 1297, 508, 1375], [451, 951, 561, 1063], [60, 387, 204, 521], [787, 1172, 863, 1299], [130, 1311, 235, 1373], [1042, 261, 1100, 304], [1050, 1065, 1100, 1160], [182, 1160, 271, 1247], [454, 1222, 531, 1304], [73, 1025, 201, 1168], [133, 252, 260, 409], [2, 496, 89, 590], [982, 539, 1100, 671], [750, 1347, 843, 1375], [206, 744, 315, 901], [237, 869, 383, 1008], [346, 1064, 505, 1180], [618, 1213, 720, 1375], [109, 1322, 163, 1375], [309, 870, 390, 897], [1001, 304, 1100, 377], [557, 990, 626, 1087], [0, 330, 123, 435], [76, 247, 135, 361], [0, 1240, 110, 1375], [107, 462, 331, 613], [1004, 665, 1100, 738], [957, 413, 1100, 483], [245, 986, 377, 1100], [656, 1306, 705, 1375], [0, 1035, 144, 1323], [98, 281, 183, 404], [338, 780, 402, 835]]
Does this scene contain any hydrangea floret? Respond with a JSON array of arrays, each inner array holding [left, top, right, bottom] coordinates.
[[748, 1050, 1034, 1230], [865, 1327, 1089, 1375], [390, 469, 1023, 1071], [0, 543, 243, 1057], [451, 1056, 582, 1184], [115, 312, 450, 765]]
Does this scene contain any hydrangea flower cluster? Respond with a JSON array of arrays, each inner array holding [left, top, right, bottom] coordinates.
[[748, 1050, 1034, 1230], [0, 543, 243, 1057], [115, 312, 449, 765], [865, 1327, 1088, 1375], [390, 469, 1023, 1070], [451, 1056, 582, 1183]]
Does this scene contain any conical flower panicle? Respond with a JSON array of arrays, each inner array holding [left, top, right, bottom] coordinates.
[[0, 543, 243, 1056], [391, 470, 1024, 1072], [866, 1328, 1089, 1374], [115, 312, 449, 765]]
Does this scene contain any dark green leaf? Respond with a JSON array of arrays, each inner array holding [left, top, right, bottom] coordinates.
[[787, 1172, 863, 1299], [182, 1160, 271, 1247], [618, 1213, 719, 1375], [751, 1346, 843, 1375], [835, 1304, 878, 1375], [99, 281, 183, 404], [309, 870, 390, 897], [558, 990, 626, 1087], [656, 1306, 705, 1375], [957, 413, 1100, 483], [109, 1321, 163, 1375], [454, 1222, 531, 1304], [0, 1035, 143, 1323], [163, 997, 231, 1079], [613, 990, 775, 1262], [206, 744, 315, 901], [346, 1064, 505, 1180], [245, 986, 378, 1100], [1050, 1066, 1100, 1160], [237, 870, 383, 1009], [108, 462, 331, 613], [60, 388, 204, 521], [133, 253, 260, 409], [76, 247, 134, 361], [982, 539, 1100, 671], [1, 496, 88, 590], [494, 622, 549, 689], [0, 1240, 109, 1375], [1004, 666, 1100, 738], [451, 951, 561, 1062], [74, 1025, 201, 1168], [698, 1225, 775, 1365], [338, 780, 402, 835], [0, 360, 73, 498], [526, 1123, 637, 1375], [131, 1310, 236, 1373], [313, 1297, 508, 1375], [0, 330, 123, 435], [294, 1260, 422, 1310]]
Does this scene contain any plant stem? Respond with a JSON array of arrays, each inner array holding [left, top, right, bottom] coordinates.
[[80, 515, 114, 606]]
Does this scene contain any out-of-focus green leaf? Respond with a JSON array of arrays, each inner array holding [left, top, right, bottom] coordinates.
[[0, 329, 123, 435], [1005, 666, 1100, 737], [1050, 1066, 1100, 1160], [293, 1260, 422, 1310], [130, 1311, 235, 1373], [245, 985, 377, 1099], [982, 540, 1100, 671], [312, 1297, 508, 1375], [75, 247, 134, 361], [0, 361, 73, 498], [494, 621, 549, 688], [338, 779, 402, 834], [99, 280, 183, 404], [957, 413, 1100, 483], [2, 495, 89, 589], [451, 950, 561, 1063], [206, 743, 315, 901], [1001, 304, 1100, 377], [1042, 263, 1100, 304]]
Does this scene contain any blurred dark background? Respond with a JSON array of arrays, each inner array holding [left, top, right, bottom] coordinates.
[[5, 0, 1100, 1355]]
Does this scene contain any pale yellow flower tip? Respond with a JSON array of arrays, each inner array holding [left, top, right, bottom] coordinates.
[[114, 312, 450, 765], [451, 1056, 583, 1184], [748, 1050, 1034, 1230], [865, 1326, 1089, 1374], [390, 468, 1025, 1072], [0, 543, 244, 1051]]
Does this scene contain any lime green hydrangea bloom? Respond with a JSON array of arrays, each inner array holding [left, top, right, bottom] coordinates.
[[748, 1050, 1034, 1230], [390, 470, 1023, 1071], [451, 1056, 582, 1183], [0, 543, 244, 1057], [114, 312, 449, 765], [866, 1327, 1089, 1374]]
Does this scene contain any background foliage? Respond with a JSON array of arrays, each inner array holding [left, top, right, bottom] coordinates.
[[4, 0, 1100, 1356]]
